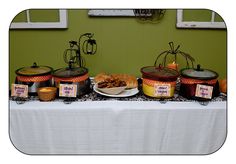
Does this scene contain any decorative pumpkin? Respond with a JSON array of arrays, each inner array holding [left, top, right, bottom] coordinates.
[[219, 79, 227, 93]]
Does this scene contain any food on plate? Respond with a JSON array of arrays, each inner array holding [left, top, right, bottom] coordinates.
[[96, 77, 127, 95], [111, 74, 138, 89], [94, 73, 111, 83], [97, 77, 126, 88], [94, 73, 138, 89]]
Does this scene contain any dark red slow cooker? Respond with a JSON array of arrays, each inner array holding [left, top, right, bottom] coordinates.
[[180, 65, 219, 100]]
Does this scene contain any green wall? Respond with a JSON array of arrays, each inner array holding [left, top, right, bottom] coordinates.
[[9, 9, 227, 85]]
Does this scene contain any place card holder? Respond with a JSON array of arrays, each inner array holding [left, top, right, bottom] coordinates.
[[59, 84, 77, 104], [11, 84, 29, 104], [154, 83, 171, 104], [195, 84, 213, 106], [195, 84, 213, 99]]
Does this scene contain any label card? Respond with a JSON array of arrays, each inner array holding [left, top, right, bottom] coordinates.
[[154, 84, 171, 97], [195, 84, 213, 99], [59, 84, 77, 97], [11, 84, 28, 98]]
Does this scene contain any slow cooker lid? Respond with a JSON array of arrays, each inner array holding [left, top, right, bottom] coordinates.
[[53, 67, 88, 78], [15, 62, 52, 76], [141, 66, 179, 79], [181, 65, 218, 80]]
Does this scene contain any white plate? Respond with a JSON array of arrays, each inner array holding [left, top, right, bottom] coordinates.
[[93, 85, 139, 97]]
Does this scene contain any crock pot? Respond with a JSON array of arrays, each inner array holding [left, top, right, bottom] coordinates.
[[52, 66, 91, 97], [140, 65, 179, 98], [15, 62, 53, 95], [180, 64, 219, 100]]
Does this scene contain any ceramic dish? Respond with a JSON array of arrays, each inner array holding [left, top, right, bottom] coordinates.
[[94, 84, 139, 97], [96, 85, 126, 95]]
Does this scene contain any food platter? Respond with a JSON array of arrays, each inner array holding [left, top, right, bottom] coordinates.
[[93, 84, 139, 97]]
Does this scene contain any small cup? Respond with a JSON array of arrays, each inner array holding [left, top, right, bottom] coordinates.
[[37, 87, 57, 101]]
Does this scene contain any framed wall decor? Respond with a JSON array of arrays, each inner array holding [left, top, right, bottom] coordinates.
[[10, 9, 68, 29], [176, 9, 226, 29], [88, 9, 135, 16]]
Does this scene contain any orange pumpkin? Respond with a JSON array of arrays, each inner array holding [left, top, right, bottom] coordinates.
[[219, 79, 227, 93]]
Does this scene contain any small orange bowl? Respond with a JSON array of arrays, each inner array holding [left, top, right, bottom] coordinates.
[[37, 87, 57, 101]]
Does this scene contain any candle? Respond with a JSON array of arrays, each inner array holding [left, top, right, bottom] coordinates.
[[167, 61, 179, 71]]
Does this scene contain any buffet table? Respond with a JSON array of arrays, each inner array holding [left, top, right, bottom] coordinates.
[[9, 93, 227, 154]]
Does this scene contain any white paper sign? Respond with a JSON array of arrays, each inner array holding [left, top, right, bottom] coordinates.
[[59, 84, 77, 97], [195, 84, 213, 99], [154, 84, 171, 97], [11, 84, 28, 98]]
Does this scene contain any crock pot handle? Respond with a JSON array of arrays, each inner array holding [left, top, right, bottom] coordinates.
[[69, 60, 73, 69], [31, 62, 38, 68], [196, 64, 203, 71], [155, 64, 163, 69]]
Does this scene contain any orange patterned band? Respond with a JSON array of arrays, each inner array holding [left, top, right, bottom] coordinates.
[[53, 73, 89, 83], [143, 78, 176, 87], [180, 77, 217, 85], [17, 75, 52, 82]]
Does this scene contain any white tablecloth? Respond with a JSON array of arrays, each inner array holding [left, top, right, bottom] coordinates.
[[9, 100, 226, 155]]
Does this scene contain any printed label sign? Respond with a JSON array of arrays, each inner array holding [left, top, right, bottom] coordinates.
[[59, 84, 77, 97], [11, 84, 28, 98], [154, 84, 171, 97], [195, 84, 213, 99]]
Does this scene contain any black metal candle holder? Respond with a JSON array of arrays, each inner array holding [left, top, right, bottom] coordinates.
[[63, 33, 97, 68], [154, 42, 195, 68]]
